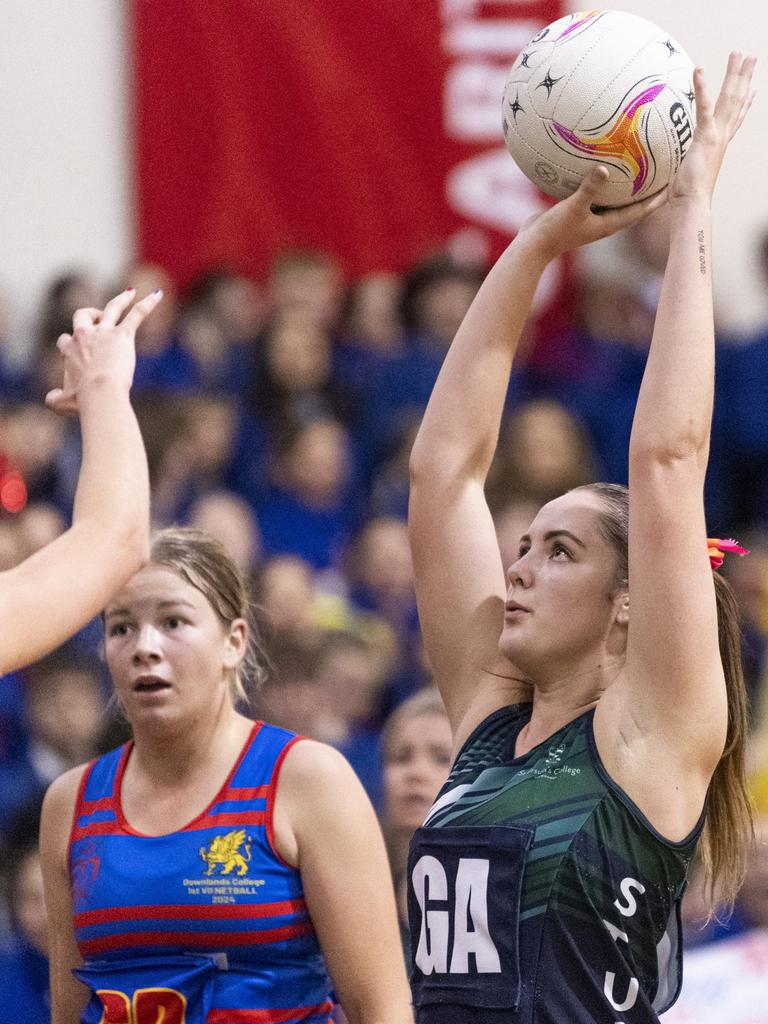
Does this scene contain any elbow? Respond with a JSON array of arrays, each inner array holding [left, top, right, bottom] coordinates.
[[629, 432, 709, 469], [121, 521, 151, 572]]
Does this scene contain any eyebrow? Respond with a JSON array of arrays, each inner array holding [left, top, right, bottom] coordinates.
[[519, 530, 586, 549], [104, 599, 197, 620]]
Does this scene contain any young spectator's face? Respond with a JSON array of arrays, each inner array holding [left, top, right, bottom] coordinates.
[[266, 319, 330, 392], [284, 420, 350, 506], [188, 492, 261, 575], [346, 273, 403, 350], [315, 643, 383, 725], [210, 274, 263, 341], [258, 557, 316, 634], [185, 399, 236, 476], [384, 712, 453, 831], [104, 566, 245, 731], [27, 667, 104, 765], [507, 400, 593, 500], [357, 518, 414, 602], [3, 404, 64, 487], [416, 277, 479, 346], [13, 850, 48, 956], [270, 260, 343, 329], [259, 677, 326, 739]]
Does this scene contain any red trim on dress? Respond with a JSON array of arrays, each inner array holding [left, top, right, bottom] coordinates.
[[68, 757, 98, 872], [265, 735, 307, 868], [114, 722, 262, 837]]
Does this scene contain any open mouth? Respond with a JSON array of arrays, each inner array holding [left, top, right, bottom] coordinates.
[[133, 677, 171, 694]]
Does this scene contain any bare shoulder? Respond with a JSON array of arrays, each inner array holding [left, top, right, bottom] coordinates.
[[273, 740, 375, 868], [41, 763, 90, 865], [278, 738, 360, 797]]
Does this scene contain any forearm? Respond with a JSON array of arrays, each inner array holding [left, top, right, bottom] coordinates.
[[73, 377, 150, 552], [410, 236, 550, 483], [630, 199, 714, 466]]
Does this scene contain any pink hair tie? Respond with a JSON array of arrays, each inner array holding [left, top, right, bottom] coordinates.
[[707, 538, 749, 571]]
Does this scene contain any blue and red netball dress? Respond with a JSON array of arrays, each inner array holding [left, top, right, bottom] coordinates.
[[69, 722, 334, 1024]]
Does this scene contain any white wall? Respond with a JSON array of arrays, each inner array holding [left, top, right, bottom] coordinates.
[[568, 0, 768, 332], [0, 1, 132, 359]]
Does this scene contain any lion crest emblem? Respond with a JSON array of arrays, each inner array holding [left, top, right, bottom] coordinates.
[[199, 829, 252, 876]]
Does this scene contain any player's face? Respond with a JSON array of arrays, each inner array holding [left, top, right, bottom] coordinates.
[[384, 713, 454, 831], [104, 565, 245, 729], [499, 491, 626, 678]]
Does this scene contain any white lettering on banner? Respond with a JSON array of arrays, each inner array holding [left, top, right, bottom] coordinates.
[[450, 858, 502, 973], [412, 854, 502, 976], [445, 64, 510, 140], [440, 0, 561, 312], [446, 150, 540, 236], [444, 20, 541, 56], [413, 856, 450, 973]]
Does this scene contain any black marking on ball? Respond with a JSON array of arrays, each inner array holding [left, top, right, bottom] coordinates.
[[534, 161, 559, 186], [663, 39, 678, 57], [684, 87, 695, 104], [508, 94, 525, 120], [503, 117, 509, 138], [519, 51, 533, 68], [536, 70, 562, 99]]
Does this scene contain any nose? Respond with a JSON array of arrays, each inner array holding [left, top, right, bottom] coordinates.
[[132, 623, 162, 664], [507, 552, 533, 589]]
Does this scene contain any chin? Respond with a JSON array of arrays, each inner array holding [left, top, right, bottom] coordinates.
[[498, 628, 539, 678]]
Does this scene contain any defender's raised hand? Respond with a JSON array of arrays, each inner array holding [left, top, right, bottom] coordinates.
[[45, 287, 163, 415]]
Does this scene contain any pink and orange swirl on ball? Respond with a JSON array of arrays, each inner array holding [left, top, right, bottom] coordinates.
[[552, 82, 666, 195]]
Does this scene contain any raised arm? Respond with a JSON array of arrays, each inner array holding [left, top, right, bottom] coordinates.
[[0, 289, 162, 674], [599, 56, 756, 812], [409, 177, 667, 744]]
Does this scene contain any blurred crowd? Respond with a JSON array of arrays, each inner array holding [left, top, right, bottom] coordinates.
[[1, 206, 768, 1019]]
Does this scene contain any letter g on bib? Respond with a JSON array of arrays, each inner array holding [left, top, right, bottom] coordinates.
[[407, 824, 534, 1011]]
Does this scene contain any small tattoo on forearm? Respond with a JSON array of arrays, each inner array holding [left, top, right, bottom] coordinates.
[[697, 229, 707, 275]]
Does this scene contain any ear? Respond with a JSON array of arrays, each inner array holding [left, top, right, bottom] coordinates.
[[223, 618, 248, 669], [615, 592, 630, 627]]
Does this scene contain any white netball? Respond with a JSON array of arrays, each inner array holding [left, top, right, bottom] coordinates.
[[502, 10, 696, 206]]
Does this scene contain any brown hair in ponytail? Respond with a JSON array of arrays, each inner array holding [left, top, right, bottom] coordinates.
[[576, 482, 753, 911]]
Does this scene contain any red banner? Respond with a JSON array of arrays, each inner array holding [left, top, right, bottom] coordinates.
[[132, 0, 563, 286]]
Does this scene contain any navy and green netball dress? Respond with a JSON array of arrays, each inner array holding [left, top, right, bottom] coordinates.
[[407, 704, 702, 1024], [69, 722, 334, 1024]]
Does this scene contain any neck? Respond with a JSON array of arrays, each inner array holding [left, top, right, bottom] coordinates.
[[518, 653, 624, 754], [129, 701, 252, 787]]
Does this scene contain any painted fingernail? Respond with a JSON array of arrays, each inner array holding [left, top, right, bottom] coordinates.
[[153, 288, 163, 296], [125, 286, 135, 292]]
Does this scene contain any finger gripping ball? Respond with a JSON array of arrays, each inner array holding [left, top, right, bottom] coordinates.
[[502, 10, 695, 206]]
